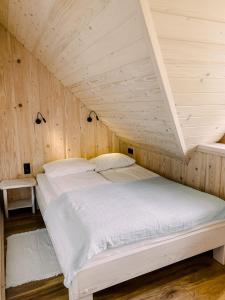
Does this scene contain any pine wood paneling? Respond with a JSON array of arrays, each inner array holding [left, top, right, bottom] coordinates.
[[153, 12, 225, 46], [150, 0, 225, 23], [0, 25, 118, 180], [205, 154, 222, 197], [150, 0, 225, 151], [0, 0, 8, 28], [8, 0, 57, 52], [0, 0, 187, 157], [119, 138, 225, 200], [3, 0, 225, 155]]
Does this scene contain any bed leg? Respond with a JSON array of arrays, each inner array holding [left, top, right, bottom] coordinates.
[[69, 288, 93, 300], [213, 245, 225, 265], [78, 296, 93, 300], [69, 294, 93, 300]]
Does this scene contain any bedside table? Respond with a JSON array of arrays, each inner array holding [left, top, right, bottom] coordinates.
[[0, 178, 36, 218]]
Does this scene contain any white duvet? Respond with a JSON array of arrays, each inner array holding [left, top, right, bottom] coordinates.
[[48, 171, 109, 196], [100, 164, 158, 182], [44, 177, 225, 288]]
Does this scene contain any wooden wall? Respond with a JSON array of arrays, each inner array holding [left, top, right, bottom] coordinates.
[[0, 25, 119, 180], [119, 139, 225, 199], [66, 0, 183, 156], [150, 0, 225, 151], [0, 0, 186, 157], [3, 0, 225, 157]]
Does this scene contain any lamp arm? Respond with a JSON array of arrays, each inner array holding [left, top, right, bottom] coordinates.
[[35, 112, 46, 124], [37, 112, 46, 123], [87, 111, 99, 122]]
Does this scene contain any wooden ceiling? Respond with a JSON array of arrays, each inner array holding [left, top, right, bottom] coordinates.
[[2, 0, 224, 157], [150, 0, 225, 150]]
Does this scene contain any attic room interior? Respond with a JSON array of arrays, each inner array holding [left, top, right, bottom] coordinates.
[[2, 0, 225, 299]]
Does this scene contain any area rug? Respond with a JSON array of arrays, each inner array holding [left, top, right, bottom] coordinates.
[[6, 228, 61, 288]]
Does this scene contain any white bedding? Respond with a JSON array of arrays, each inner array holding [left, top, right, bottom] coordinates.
[[36, 174, 56, 209], [101, 164, 158, 182], [48, 171, 109, 196], [44, 177, 225, 287], [36, 171, 108, 212], [36, 164, 158, 212]]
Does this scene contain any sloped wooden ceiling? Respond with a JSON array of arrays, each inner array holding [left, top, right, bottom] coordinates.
[[0, 0, 188, 157], [150, 0, 225, 150]]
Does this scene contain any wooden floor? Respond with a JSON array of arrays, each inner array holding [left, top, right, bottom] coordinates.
[[4, 210, 225, 300]]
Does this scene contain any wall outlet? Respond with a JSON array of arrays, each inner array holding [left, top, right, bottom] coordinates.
[[23, 163, 31, 174], [128, 147, 134, 155]]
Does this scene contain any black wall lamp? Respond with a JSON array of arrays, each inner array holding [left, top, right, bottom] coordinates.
[[87, 111, 99, 122], [35, 112, 46, 124]]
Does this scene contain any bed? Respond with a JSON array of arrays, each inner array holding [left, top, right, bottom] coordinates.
[[36, 164, 158, 214], [36, 160, 225, 300]]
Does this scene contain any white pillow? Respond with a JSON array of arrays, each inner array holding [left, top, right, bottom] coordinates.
[[90, 153, 135, 172], [43, 158, 95, 178]]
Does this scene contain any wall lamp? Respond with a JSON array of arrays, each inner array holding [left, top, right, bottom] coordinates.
[[87, 111, 99, 122], [35, 112, 46, 124]]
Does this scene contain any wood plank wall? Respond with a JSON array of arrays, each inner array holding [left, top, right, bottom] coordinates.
[[0, 25, 119, 180], [0, 0, 186, 157], [119, 139, 225, 200], [149, 0, 225, 150]]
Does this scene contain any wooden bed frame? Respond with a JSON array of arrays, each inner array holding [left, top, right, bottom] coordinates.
[[0, 204, 5, 300], [36, 184, 225, 300], [68, 221, 225, 300]]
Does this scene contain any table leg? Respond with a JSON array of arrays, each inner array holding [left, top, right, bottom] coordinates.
[[3, 190, 8, 218], [31, 187, 35, 214]]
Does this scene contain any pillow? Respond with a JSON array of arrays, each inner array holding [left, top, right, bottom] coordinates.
[[43, 158, 95, 178], [90, 153, 135, 172]]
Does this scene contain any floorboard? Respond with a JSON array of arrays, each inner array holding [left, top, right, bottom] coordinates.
[[4, 210, 225, 299]]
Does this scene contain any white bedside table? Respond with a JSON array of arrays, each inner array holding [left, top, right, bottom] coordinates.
[[0, 178, 36, 218]]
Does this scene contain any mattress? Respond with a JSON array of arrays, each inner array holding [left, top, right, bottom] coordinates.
[[35, 175, 56, 214], [36, 164, 158, 212]]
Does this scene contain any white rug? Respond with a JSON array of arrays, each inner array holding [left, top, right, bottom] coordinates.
[[6, 229, 61, 288]]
